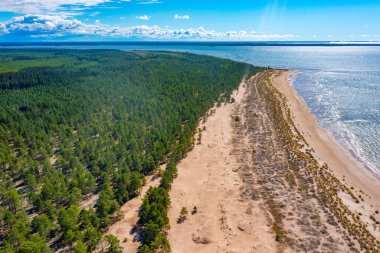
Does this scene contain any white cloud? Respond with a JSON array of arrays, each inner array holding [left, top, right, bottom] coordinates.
[[0, 23, 10, 35], [1, 14, 298, 40], [174, 14, 190, 20], [3, 15, 91, 37], [0, 0, 111, 15], [137, 0, 162, 5], [136, 15, 150, 20]]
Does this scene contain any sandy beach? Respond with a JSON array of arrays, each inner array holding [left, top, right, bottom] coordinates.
[[167, 70, 380, 252], [274, 70, 380, 241]]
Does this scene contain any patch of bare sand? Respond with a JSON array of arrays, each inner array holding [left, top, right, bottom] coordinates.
[[80, 194, 99, 210], [273, 70, 380, 241], [167, 78, 276, 253]]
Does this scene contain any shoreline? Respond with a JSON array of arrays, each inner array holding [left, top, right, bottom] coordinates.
[[167, 69, 380, 252], [276, 70, 380, 207], [274, 69, 380, 242], [288, 70, 379, 179]]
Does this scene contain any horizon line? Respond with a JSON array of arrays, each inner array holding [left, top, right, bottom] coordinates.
[[1, 41, 380, 47]]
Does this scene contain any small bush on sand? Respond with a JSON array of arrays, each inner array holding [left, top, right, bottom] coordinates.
[[178, 207, 188, 223]]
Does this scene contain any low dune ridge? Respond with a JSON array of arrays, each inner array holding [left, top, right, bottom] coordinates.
[[167, 76, 277, 253], [273, 70, 380, 248], [168, 70, 380, 252]]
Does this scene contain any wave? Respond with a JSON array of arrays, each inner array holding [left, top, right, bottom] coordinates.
[[320, 117, 380, 177], [343, 119, 371, 123], [293, 70, 380, 177]]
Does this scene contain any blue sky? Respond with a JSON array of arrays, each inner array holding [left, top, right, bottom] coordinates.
[[0, 0, 379, 41]]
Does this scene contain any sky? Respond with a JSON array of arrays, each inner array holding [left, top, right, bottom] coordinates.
[[0, 0, 379, 41]]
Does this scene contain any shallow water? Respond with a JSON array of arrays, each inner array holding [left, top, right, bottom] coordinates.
[[2, 44, 380, 175]]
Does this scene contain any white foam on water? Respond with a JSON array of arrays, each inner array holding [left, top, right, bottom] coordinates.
[[294, 69, 380, 176], [343, 119, 370, 123], [333, 121, 380, 176]]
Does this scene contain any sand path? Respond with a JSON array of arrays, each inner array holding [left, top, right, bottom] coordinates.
[[105, 174, 161, 252]]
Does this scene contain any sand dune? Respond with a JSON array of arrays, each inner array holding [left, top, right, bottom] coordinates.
[[167, 70, 380, 252], [273, 70, 380, 246], [168, 76, 277, 253]]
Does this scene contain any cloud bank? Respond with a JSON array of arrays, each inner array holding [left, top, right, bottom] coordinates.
[[0, 0, 111, 15], [0, 15, 298, 40]]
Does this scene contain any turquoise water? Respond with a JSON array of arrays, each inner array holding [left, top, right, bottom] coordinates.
[[2, 44, 380, 175]]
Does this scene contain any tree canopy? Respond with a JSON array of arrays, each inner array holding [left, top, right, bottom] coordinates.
[[0, 49, 261, 252]]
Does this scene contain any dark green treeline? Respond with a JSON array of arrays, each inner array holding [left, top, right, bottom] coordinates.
[[0, 49, 261, 252]]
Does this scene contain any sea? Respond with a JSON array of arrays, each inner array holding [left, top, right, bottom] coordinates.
[[1, 42, 379, 176]]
